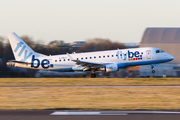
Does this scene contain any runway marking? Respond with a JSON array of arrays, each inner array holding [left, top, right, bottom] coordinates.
[[50, 112, 101, 115], [50, 111, 180, 115], [50, 111, 128, 115], [122, 111, 180, 114]]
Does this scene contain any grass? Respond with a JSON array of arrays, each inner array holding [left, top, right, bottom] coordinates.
[[0, 87, 180, 110], [0, 78, 180, 110], [0, 78, 180, 86]]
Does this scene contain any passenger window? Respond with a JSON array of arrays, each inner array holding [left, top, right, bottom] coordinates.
[[90, 57, 92, 59], [77, 58, 79, 60], [103, 56, 105, 58], [59, 60, 61, 62], [85, 57, 87, 59], [99, 56, 101, 58], [112, 55, 114, 57], [107, 55, 109, 57], [64, 59, 65, 61], [68, 59, 70, 61], [94, 56, 96, 59], [141, 52, 143, 54], [81, 58, 83, 60]]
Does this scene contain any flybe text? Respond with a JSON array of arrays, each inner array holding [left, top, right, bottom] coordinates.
[[15, 42, 52, 69], [116, 50, 143, 61]]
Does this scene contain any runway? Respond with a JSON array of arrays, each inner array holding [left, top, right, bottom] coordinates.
[[1, 85, 180, 88], [0, 110, 180, 120]]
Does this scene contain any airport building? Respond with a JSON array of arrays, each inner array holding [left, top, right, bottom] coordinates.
[[139, 28, 180, 77]]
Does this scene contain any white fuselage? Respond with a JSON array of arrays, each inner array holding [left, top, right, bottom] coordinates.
[[11, 47, 174, 72]]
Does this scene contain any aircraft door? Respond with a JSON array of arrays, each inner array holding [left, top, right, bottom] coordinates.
[[146, 50, 151, 59]]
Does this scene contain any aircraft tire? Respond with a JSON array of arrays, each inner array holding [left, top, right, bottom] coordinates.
[[152, 70, 155, 74], [90, 73, 96, 78], [93, 73, 96, 78]]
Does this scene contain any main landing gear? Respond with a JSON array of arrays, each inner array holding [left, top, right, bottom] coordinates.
[[89, 71, 96, 78], [151, 64, 156, 74]]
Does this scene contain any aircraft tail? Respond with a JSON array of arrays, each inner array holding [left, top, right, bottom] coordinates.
[[7, 32, 46, 62]]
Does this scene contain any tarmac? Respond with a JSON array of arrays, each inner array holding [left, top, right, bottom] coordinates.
[[0, 110, 180, 120]]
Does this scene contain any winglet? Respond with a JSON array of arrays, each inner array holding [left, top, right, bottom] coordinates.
[[67, 53, 75, 61]]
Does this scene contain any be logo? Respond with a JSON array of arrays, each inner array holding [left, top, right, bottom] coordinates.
[[127, 51, 142, 58], [116, 50, 143, 60], [31, 55, 50, 69], [14, 42, 52, 69]]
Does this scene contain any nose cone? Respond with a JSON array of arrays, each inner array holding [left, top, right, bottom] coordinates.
[[168, 54, 174, 61]]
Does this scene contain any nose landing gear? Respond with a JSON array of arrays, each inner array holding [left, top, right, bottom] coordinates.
[[151, 64, 156, 74]]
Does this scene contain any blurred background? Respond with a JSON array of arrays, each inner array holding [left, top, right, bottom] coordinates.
[[1, 0, 180, 78]]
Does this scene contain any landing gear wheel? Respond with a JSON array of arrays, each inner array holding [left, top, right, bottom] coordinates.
[[152, 70, 155, 74], [90, 73, 96, 78]]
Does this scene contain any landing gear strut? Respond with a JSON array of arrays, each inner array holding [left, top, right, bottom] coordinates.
[[151, 64, 156, 74], [89, 71, 96, 78]]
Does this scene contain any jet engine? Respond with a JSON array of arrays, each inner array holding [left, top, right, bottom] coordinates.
[[98, 63, 119, 72], [105, 63, 118, 72]]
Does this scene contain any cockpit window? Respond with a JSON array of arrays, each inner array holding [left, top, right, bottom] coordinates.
[[156, 49, 164, 53], [160, 50, 164, 53], [156, 50, 160, 53]]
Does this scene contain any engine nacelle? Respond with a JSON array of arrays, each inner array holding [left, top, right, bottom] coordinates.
[[105, 63, 118, 73]]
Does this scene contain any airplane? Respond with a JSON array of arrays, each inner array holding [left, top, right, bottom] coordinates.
[[6, 32, 174, 78]]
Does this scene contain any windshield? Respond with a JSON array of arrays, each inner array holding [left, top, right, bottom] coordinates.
[[156, 49, 164, 53]]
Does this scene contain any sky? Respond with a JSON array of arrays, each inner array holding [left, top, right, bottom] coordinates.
[[1, 0, 180, 44]]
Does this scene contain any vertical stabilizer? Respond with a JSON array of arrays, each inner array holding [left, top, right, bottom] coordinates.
[[7, 32, 45, 62]]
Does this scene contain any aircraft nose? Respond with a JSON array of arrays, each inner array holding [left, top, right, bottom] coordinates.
[[168, 54, 174, 61]]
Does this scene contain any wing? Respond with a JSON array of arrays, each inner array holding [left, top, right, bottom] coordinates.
[[67, 53, 109, 70]]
